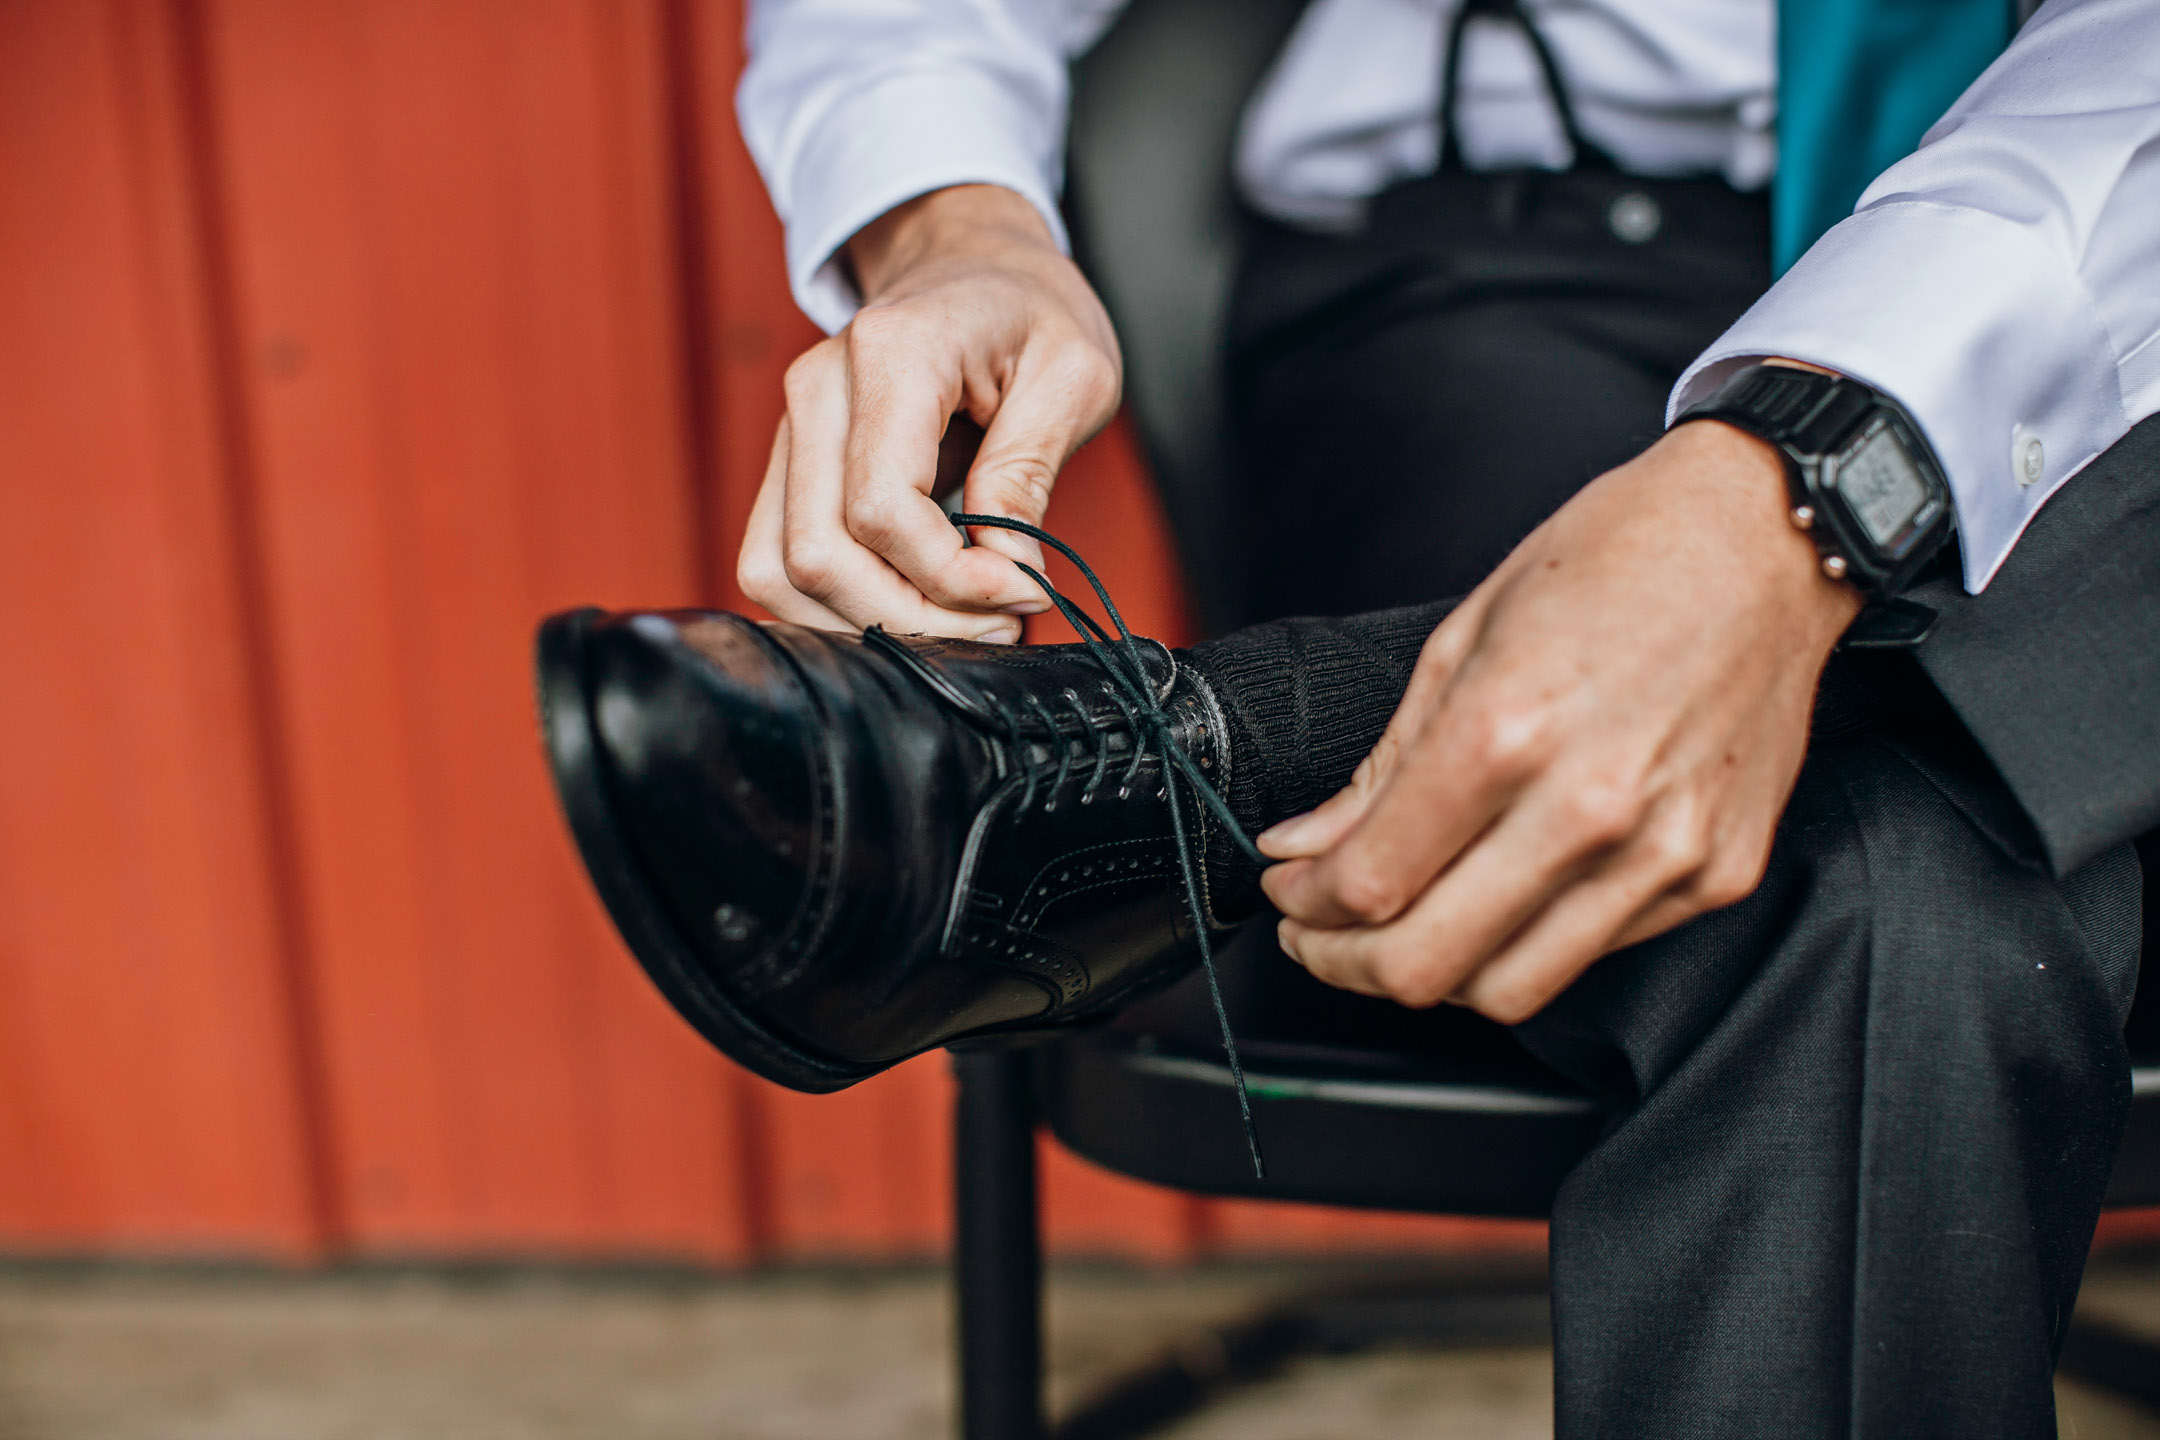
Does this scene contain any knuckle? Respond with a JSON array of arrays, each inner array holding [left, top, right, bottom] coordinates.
[[1055, 343, 1120, 412], [1374, 954, 1449, 1010], [979, 454, 1058, 518], [844, 303, 914, 351], [1330, 867, 1406, 926], [1561, 780, 1643, 849], [1641, 812, 1710, 878], [842, 490, 901, 549], [1464, 706, 1546, 776], [782, 543, 841, 598], [736, 548, 786, 603], [1695, 847, 1769, 911], [781, 347, 831, 405], [1470, 982, 1543, 1026]]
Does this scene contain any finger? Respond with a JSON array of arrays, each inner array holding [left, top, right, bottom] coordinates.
[[951, 342, 1116, 574], [1451, 829, 1705, 1024], [738, 419, 852, 631], [840, 321, 1048, 615], [1275, 917, 1398, 1001], [1274, 771, 1624, 1006], [785, 346, 1023, 641], [1256, 766, 1384, 863], [1608, 890, 1705, 952], [1258, 612, 1478, 860]]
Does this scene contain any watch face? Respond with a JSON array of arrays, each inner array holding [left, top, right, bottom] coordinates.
[[1831, 420, 1933, 553]]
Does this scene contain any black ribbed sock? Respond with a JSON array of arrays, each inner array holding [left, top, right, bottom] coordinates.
[[1181, 600, 1454, 915]]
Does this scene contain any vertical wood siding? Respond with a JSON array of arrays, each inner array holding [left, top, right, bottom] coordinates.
[[0, 0, 1593, 1262]]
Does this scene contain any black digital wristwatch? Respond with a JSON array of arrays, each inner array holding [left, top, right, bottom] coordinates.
[[1676, 363, 1953, 601]]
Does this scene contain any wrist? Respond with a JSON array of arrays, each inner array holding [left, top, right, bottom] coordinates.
[[1662, 421, 1865, 645], [845, 184, 1059, 301]]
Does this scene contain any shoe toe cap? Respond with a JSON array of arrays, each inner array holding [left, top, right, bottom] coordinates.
[[582, 611, 830, 999]]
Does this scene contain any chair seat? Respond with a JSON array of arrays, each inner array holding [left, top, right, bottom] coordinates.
[[1041, 1027, 1607, 1218], [1043, 1028, 2160, 1214], [2115, 1061, 2160, 1205]]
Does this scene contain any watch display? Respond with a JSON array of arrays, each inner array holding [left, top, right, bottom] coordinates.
[[1831, 421, 1936, 553]]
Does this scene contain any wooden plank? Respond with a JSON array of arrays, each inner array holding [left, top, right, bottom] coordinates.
[[1040, 1142, 1206, 1263], [0, 0, 324, 1255], [669, 0, 822, 616], [194, 0, 757, 1259], [757, 1059, 952, 1259]]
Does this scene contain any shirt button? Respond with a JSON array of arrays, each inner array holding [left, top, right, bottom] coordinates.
[[2017, 434, 2045, 486]]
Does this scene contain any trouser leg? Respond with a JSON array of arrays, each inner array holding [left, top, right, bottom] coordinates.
[[1202, 167, 2141, 1431], [1515, 736, 2141, 1439], [1188, 613, 2142, 1433]]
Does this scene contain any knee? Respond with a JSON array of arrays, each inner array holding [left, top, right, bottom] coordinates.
[[1820, 738, 2135, 1069]]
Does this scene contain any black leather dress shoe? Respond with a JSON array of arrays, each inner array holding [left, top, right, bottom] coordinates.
[[534, 608, 1245, 1093]]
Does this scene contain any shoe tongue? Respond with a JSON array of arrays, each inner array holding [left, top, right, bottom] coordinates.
[[982, 634, 1173, 710], [875, 630, 1176, 722]]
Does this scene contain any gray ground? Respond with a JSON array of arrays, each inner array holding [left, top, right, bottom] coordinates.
[[0, 1251, 2151, 1439]]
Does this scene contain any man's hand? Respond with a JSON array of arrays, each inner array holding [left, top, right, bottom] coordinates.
[[1258, 421, 1862, 1024], [737, 184, 1122, 643]]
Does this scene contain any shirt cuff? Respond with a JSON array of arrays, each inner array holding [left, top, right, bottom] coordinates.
[[1669, 200, 2129, 593], [759, 68, 1071, 334]]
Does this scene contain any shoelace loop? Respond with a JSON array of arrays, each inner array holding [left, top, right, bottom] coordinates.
[[950, 513, 1268, 1180]]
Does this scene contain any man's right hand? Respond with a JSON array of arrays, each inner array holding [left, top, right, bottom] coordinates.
[[737, 184, 1122, 644]]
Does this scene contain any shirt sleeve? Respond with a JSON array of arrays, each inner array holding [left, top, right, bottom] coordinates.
[[739, 0, 1126, 333], [1669, 0, 2160, 593]]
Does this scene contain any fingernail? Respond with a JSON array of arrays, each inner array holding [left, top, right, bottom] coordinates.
[[975, 623, 1023, 645], [1257, 817, 1306, 855], [1002, 600, 1050, 616]]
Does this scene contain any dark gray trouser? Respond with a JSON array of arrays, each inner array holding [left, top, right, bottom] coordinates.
[[1193, 618, 2149, 1435], [1514, 733, 2141, 1439], [1215, 161, 2147, 1436]]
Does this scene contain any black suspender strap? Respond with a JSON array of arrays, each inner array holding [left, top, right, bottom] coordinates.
[[1436, 0, 1619, 173]]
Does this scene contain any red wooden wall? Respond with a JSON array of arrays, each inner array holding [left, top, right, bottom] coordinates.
[[20, 0, 2124, 1269]]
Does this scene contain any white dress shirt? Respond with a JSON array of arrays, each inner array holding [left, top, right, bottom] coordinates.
[[740, 0, 2160, 592]]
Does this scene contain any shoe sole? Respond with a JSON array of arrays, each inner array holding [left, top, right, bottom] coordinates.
[[533, 608, 882, 1094]]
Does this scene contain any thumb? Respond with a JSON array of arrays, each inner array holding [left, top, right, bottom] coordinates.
[[1258, 741, 1399, 860]]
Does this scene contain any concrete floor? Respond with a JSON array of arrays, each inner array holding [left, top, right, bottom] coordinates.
[[0, 1251, 2151, 1439]]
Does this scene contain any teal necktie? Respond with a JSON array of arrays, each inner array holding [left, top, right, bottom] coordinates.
[[1775, 0, 2013, 273]]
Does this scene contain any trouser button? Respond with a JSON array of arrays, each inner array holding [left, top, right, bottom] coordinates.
[[1608, 191, 1663, 244]]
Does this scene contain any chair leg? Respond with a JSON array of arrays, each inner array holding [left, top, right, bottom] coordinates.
[[953, 1045, 1045, 1440]]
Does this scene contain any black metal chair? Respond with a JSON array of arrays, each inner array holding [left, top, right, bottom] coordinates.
[[947, 4, 2160, 1434]]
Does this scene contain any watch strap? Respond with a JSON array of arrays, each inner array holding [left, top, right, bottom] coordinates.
[[1681, 365, 1876, 459]]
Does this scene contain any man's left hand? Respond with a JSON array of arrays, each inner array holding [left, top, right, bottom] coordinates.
[[1259, 420, 1863, 1024]]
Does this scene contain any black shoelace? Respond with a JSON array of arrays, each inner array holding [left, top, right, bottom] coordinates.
[[951, 513, 1268, 1180]]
